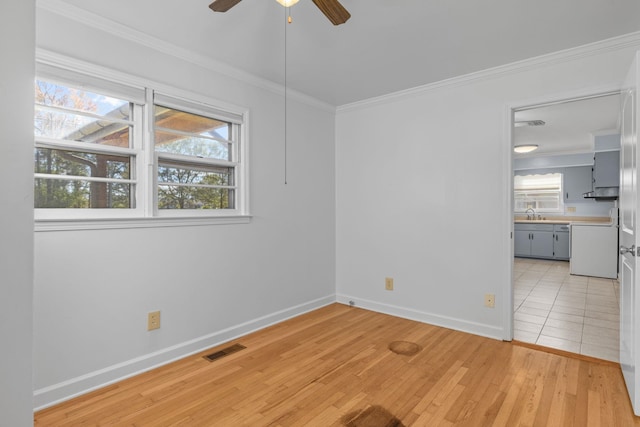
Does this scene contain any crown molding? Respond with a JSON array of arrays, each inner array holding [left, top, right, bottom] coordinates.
[[37, 0, 640, 115], [337, 31, 640, 113], [36, 0, 335, 113]]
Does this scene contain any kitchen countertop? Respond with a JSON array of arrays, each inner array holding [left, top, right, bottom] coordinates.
[[514, 216, 613, 226], [515, 219, 571, 224]]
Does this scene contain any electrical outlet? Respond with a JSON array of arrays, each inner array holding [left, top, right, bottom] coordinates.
[[148, 311, 160, 330], [567, 206, 577, 213], [385, 277, 394, 291], [484, 294, 495, 308]]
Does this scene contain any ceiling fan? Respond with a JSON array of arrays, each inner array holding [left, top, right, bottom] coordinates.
[[209, 0, 351, 26]]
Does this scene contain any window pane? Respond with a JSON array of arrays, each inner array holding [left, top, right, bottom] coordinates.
[[35, 148, 130, 179], [157, 186, 234, 210], [35, 178, 132, 208], [514, 173, 563, 212], [155, 106, 230, 136], [157, 163, 234, 209], [35, 80, 132, 148], [158, 164, 233, 186], [154, 105, 232, 161], [155, 131, 230, 161], [514, 173, 562, 191], [35, 109, 131, 147], [515, 191, 561, 211], [36, 80, 130, 118]]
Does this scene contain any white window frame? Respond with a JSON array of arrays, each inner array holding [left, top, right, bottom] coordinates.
[[34, 56, 250, 230], [152, 92, 246, 218]]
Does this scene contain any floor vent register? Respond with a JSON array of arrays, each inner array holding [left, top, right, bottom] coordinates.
[[203, 343, 246, 362]]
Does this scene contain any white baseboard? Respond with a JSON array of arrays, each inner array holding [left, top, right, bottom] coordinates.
[[33, 295, 336, 411], [336, 294, 505, 341]]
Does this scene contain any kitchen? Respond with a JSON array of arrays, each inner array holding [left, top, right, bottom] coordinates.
[[512, 94, 621, 361]]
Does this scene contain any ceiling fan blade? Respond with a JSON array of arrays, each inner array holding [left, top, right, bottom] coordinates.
[[312, 0, 351, 25], [209, 0, 242, 13]]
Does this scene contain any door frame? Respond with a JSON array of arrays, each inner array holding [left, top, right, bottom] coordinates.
[[502, 85, 622, 342]]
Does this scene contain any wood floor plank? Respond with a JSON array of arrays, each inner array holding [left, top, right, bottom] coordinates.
[[34, 304, 640, 426]]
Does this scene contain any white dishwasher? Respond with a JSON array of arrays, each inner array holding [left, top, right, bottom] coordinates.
[[570, 222, 618, 279]]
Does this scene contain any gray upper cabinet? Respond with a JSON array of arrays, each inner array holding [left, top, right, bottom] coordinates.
[[564, 165, 593, 202], [593, 151, 620, 188]]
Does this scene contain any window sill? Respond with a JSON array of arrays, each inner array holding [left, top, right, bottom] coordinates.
[[35, 215, 252, 232]]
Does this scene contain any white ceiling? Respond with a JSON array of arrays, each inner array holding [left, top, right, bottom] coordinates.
[[52, 0, 640, 106], [514, 93, 622, 158]]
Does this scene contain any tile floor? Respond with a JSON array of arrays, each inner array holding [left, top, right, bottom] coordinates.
[[514, 257, 620, 362]]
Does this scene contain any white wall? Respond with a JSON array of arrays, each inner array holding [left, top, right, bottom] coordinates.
[[32, 3, 640, 412], [335, 38, 640, 339], [0, 1, 35, 425], [34, 9, 336, 408]]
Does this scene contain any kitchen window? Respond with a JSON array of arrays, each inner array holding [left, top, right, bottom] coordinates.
[[34, 62, 248, 226], [514, 173, 563, 213]]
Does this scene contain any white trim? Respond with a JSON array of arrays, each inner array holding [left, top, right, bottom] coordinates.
[[335, 295, 504, 341], [338, 32, 640, 113], [503, 85, 624, 342], [35, 104, 134, 127], [34, 56, 251, 222], [34, 215, 252, 232], [36, 0, 336, 114], [155, 126, 234, 146], [36, 61, 146, 104], [503, 104, 515, 341], [35, 137, 137, 155], [36, 0, 640, 113], [34, 173, 135, 185], [154, 92, 243, 125], [238, 110, 250, 216], [33, 295, 336, 410], [36, 50, 250, 121], [157, 152, 238, 168]]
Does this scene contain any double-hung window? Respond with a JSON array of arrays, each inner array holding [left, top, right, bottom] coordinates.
[[514, 173, 564, 213], [34, 76, 143, 216], [153, 94, 242, 214], [34, 62, 248, 225]]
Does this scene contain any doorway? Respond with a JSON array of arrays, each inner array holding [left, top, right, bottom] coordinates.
[[510, 92, 622, 362]]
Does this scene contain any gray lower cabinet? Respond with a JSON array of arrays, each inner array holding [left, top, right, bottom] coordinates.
[[514, 229, 535, 257], [514, 223, 570, 260], [553, 224, 570, 260], [514, 224, 554, 258]]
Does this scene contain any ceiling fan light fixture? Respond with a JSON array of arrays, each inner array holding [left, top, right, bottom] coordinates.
[[275, 0, 300, 6], [514, 144, 539, 154], [209, 0, 350, 25]]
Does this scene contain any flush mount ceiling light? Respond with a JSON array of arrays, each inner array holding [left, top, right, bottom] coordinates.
[[514, 144, 539, 153], [275, 0, 300, 6], [514, 120, 546, 127]]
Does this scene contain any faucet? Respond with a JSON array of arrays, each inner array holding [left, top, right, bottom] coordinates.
[[525, 208, 536, 220]]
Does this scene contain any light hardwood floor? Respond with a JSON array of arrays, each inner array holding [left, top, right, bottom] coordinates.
[[35, 304, 640, 426]]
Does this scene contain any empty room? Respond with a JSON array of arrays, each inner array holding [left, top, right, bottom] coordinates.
[[4, 1, 640, 425]]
